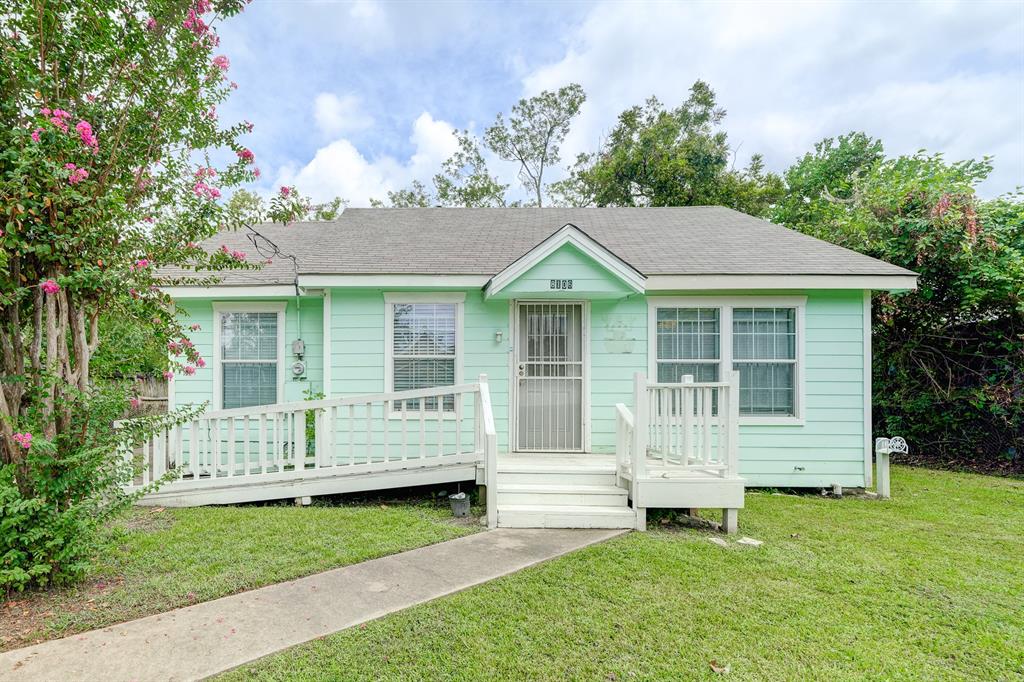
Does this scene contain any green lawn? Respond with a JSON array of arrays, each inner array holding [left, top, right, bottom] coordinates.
[[0, 500, 478, 651], [221, 467, 1024, 681]]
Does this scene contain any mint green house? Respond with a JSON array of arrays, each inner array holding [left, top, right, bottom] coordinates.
[[146, 208, 916, 531]]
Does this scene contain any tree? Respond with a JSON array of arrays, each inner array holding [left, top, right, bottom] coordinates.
[[0, 0, 307, 589], [550, 81, 783, 216], [434, 131, 509, 207], [771, 132, 885, 242], [371, 131, 510, 208], [369, 180, 432, 208], [228, 188, 346, 221], [484, 83, 586, 206], [775, 142, 1023, 471]]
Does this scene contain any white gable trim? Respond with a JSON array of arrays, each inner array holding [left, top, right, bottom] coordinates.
[[484, 223, 646, 298]]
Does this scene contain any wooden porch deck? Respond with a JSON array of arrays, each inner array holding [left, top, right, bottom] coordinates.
[[120, 373, 746, 531]]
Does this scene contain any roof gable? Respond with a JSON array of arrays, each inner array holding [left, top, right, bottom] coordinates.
[[484, 224, 646, 299]]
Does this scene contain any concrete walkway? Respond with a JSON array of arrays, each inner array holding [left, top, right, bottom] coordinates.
[[0, 528, 625, 681]]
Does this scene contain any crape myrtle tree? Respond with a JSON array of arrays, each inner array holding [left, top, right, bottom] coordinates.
[[0, 0, 309, 589]]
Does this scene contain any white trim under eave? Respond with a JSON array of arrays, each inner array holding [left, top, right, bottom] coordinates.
[[301, 274, 490, 288], [485, 223, 646, 298], [164, 285, 297, 298], [644, 274, 917, 291]]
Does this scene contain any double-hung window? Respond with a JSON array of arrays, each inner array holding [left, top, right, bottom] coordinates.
[[651, 299, 804, 421], [732, 308, 797, 416], [385, 294, 463, 413], [655, 307, 720, 383], [215, 304, 284, 410]]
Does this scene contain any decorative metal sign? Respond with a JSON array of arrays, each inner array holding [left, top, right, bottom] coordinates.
[[549, 279, 574, 290]]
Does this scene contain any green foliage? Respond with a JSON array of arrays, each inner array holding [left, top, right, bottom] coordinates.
[[226, 188, 345, 223], [550, 81, 784, 215], [1, 385, 188, 592], [774, 144, 1023, 466], [91, 314, 169, 381], [372, 131, 511, 208], [484, 83, 586, 206]]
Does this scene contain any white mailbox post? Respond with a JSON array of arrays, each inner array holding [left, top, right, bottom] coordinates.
[[874, 436, 907, 499]]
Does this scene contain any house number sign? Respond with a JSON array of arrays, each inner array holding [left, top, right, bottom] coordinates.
[[549, 279, 574, 290]]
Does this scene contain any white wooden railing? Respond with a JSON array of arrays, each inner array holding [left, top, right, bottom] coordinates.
[[119, 375, 499, 526], [615, 371, 740, 482]]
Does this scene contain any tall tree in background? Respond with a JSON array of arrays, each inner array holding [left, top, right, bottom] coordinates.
[[484, 83, 586, 207], [550, 81, 783, 215], [371, 131, 509, 208], [227, 188, 345, 222], [774, 142, 1023, 471]]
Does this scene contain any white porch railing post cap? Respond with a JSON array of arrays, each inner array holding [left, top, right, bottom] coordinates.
[[874, 437, 890, 454]]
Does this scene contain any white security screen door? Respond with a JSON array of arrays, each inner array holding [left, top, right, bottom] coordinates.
[[515, 302, 584, 451]]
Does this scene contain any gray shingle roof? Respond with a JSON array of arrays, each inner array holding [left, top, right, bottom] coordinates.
[[163, 206, 914, 285]]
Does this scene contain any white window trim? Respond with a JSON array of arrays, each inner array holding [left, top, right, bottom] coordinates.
[[383, 292, 465, 420], [212, 301, 287, 411], [647, 296, 807, 426]]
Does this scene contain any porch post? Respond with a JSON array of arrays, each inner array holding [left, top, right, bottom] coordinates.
[[632, 372, 648, 531]]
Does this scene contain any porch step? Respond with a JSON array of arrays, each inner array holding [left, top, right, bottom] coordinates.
[[497, 463, 618, 487], [497, 483, 628, 507], [497, 504, 637, 529]]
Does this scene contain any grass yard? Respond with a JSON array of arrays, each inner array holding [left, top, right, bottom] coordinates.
[[221, 466, 1024, 681], [0, 498, 479, 651]]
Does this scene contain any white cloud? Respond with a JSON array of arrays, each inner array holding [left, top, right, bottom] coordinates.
[[313, 93, 373, 137], [520, 0, 1023, 196], [278, 112, 459, 206]]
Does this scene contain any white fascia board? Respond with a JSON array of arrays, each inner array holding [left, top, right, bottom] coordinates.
[[644, 274, 918, 292], [485, 223, 646, 298], [299, 274, 490, 288], [163, 285, 297, 298]]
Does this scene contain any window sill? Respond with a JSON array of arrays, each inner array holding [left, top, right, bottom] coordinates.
[[739, 416, 806, 427]]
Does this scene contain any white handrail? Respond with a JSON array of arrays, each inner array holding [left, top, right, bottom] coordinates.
[[477, 373, 498, 529], [120, 381, 497, 498], [631, 371, 740, 479]]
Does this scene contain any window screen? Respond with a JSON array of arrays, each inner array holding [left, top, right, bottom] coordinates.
[[391, 303, 457, 411], [220, 311, 278, 409], [655, 307, 720, 383], [732, 308, 797, 415]]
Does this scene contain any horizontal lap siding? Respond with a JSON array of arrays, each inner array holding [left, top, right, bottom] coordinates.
[[737, 290, 866, 487], [589, 297, 648, 453], [330, 289, 511, 451], [172, 297, 325, 411]]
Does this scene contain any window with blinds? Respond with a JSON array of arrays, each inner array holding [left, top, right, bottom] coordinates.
[[220, 311, 279, 409], [390, 302, 457, 411], [655, 307, 720, 383], [732, 308, 797, 416]]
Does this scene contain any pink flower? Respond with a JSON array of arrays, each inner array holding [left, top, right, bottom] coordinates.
[[193, 181, 221, 200], [196, 357, 206, 368], [65, 163, 89, 185], [40, 279, 60, 295], [236, 148, 254, 164], [186, 241, 199, 249], [128, 396, 143, 409], [130, 258, 150, 272], [253, 167, 261, 179], [30, 127, 43, 142], [230, 250, 246, 261], [212, 55, 230, 71], [11, 432, 32, 450], [145, 17, 158, 30], [76, 120, 99, 151], [279, 186, 291, 197], [40, 107, 51, 116], [219, 244, 230, 254], [190, 323, 202, 331], [242, 120, 254, 133], [163, 371, 174, 381], [167, 340, 180, 352], [183, 366, 196, 376]]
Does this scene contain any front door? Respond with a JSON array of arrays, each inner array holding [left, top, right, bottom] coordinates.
[[515, 302, 585, 452]]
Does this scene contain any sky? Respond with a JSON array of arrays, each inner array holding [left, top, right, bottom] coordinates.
[[215, 0, 1024, 206]]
